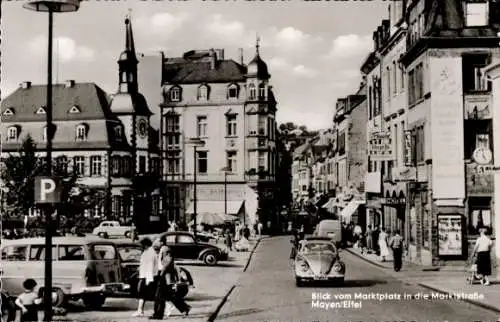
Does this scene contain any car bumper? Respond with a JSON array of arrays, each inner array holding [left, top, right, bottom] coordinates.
[[81, 283, 130, 295]]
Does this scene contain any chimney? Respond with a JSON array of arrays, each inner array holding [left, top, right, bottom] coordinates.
[[209, 48, 216, 69], [215, 49, 224, 60], [20, 81, 31, 89], [238, 48, 244, 65], [65, 80, 75, 88]]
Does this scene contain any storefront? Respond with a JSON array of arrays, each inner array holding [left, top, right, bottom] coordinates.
[[364, 172, 382, 230], [381, 182, 406, 236]]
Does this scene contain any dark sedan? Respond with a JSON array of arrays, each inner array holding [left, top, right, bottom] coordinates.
[[162, 231, 228, 265], [114, 240, 143, 296]]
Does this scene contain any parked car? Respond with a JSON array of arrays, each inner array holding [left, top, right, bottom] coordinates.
[[92, 221, 136, 239], [112, 239, 194, 298], [294, 236, 345, 287], [160, 231, 228, 265], [1, 236, 129, 310]]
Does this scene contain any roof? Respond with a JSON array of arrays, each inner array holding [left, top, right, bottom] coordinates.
[[1, 236, 113, 246], [1, 83, 112, 122], [247, 54, 270, 79], [293, 142, 310, 158], [109, 92, 152, 116], [162, 59, 247, 84]]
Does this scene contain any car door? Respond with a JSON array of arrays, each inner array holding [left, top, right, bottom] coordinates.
[[1, 244, 29, 296], [175, 234, 198, 260]]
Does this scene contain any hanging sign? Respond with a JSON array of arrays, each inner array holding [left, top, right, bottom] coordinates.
[[404, 130, 413, 166], [368, 131, 394, 161]]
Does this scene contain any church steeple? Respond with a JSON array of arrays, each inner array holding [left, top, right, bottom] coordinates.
[[118, 11, 138, 94]]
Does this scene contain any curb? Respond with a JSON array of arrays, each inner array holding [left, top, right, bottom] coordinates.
[[244, 237, 263, 272], [206, 285, 236, 322], [417, 283, 500, 314], [345, 248, 392, 270]]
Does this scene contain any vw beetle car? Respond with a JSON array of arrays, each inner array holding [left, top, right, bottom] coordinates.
[[294, 237, 345, 286]]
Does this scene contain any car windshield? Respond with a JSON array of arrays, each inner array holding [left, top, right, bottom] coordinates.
[[117, 245, 142, 262], [302, 242, 335, 253], [89, 244, 117, 260]]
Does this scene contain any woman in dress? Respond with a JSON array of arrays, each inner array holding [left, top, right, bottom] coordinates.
[[473, 228, 493, 286], [378, 228, 390, 262]]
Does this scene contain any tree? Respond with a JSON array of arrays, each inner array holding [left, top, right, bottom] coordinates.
[[1, 135, 106, 227]]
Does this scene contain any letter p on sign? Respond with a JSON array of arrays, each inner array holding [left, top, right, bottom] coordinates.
[[35, 176, 61, 204]]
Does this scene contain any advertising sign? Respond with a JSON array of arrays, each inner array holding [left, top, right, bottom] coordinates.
[[438, 214, 463, 256], [404, 130, 413, 166], [429, 54, 465, 201], [465, 96, 491, 120], [368, 131, 394, 161]]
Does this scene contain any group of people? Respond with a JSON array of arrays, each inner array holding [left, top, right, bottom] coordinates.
[[133, 236, 191, 319]]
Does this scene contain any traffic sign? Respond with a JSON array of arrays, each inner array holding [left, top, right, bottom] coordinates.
[[34, 176, 61, 204]]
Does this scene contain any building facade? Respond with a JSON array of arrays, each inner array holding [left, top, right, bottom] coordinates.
[[159, 44, 279, 232], [0, 17, 161, 233]]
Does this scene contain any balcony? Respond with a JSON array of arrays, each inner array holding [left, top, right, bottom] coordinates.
[[245, 168, 273, 181]]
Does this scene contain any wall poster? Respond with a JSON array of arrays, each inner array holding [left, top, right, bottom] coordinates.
[[437, 214, 463, 256]]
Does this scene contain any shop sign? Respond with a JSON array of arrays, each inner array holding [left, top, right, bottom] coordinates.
[[404, 130, 413, 166], [464, 96, 491, 120], [197, 185, 245, 201], [368, 132, 394, 161], [466, 163, 494, 194], [392, 167, 416, 182], [437, 214, 463, 256], [380, 197, 406, 206]]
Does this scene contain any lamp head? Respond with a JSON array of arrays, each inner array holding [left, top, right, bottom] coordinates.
[[23, 0, 80, 12]]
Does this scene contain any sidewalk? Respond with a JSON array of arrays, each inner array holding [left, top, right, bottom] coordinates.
[[346, 247, 500, 314]]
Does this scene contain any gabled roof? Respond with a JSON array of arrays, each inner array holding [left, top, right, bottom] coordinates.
[[293, 142, 310, 159], [1, 83, 113, 122], [163, 59, 247, 84]]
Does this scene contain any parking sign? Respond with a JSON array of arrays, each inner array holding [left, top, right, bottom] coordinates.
[[34, 176, 61, 204]]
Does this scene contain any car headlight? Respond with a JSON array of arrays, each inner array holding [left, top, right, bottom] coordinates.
[[296, 258, 309, 272], [333, 263, 342, 272]]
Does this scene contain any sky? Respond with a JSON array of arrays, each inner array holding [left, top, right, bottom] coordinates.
[[1, 0, 390, 130]]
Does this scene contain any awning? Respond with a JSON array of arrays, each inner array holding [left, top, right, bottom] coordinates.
[[185, 200, 244, 215], [340, 199, 364, 221]]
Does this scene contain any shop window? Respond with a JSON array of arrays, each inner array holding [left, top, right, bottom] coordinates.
[[468, 197, 492, 236], [464, 120, 493, 160], [462, 54, 491, 92]]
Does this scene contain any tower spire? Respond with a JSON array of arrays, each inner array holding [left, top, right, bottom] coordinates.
[[256, 34, 260, 55], [118, 12, 138, 93], [124, 9, 136, 59]]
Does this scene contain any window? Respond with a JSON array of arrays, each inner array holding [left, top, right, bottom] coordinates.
[[197, 116, 207, 137], [2, 245, 27, 261], [90, 244, 116, 260], [55, 156, 68, 174], [393, 61, 397, 95], [166, 152, 180, 174], [400, 55, 405, 91], [465, 1, 488, 27], [368, 86, 373, 120], [408, 63, 424, 105], [76, 124, 87, 141], [197, 151, 208, 174], [394, 124, 399, 164], [259, 84, 266, 99], [58, 245, 85, 261], [258, 116, 266, 135], [468, 197, 492, 236], [227, 151, 237, 172], [7, 126, 18, 141], [139, 156, 146, 174], [73, 156, 85, 175], [114, 126, 122, 141], [166, 235, 176, 243], [197, 85, 209, 100], [167, 135, 180, 147], [226, 115, 237, 136], [151, 158, 160, 175], [29, 245, 57, 261], [414, 126, 425, 163], [111, 156, 121, 176], [166, 116, 180, 133], [90, 156, 102, 176], [338, 131, 346, 155], [386, 66, 391, 100], [117, 245, 142, 262], [170, 87, 181, 101], [258, 151, 266, 168], [249, 84, 256, 100], [122, 156, 131, 176], [228, 84, 239, 99], [462, 54, 491, 92], [177, 235, 195, 244]]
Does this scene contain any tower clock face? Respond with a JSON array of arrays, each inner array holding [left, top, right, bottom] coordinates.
[[138, 119, 147, 138]]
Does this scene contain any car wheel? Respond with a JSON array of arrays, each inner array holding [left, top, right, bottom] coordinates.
[[203, 252, 218, 266], [98, 232, 108, 239], [295, 277, 303, 287], [82, 295, 106, 310]]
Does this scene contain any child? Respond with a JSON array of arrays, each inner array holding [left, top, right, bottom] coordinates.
[[15, 279, 41, 322]]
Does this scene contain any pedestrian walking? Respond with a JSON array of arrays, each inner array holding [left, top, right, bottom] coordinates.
[[257, 221, 263, 237], [378, 228, 390, 262], [133, 237, 157, 317], [472, 228, 493, 286], [225, 228, 233, 251], [14, 279, 42, 322], [373, 226, 380, 255], [389, 229, 404, 271], [366, 226, 373, 253]]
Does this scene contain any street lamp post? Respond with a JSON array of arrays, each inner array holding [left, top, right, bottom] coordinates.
[[22, 1, 80, 320], [187, 138, 205, 239]]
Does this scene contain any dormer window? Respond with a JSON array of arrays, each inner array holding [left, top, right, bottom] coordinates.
[[36, 106, 46, 114], [75, 124, 88, 141], [114, 126, 122, 141], [69, 105, 81, 114], [228, 84, 239, 99], [3, 108, 14, 116], [249, 84, 256, 100], [169, 87, 181, 102], [7, 126, 18, 141], [197, 85, 209, 100]]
